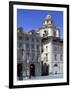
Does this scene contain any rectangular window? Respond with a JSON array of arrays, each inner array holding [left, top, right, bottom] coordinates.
[[31, 53, 35, 61], [19, 43, 22, 48], [32, 44, 34, 49], [37, 45, 39, 50], [17, 53, 21, 61], [42, 48, 43, 52], [26, 44, 29, 49], [18, 36, 22, 40], [46, 46, 48, 51], [26, 53, 30, 60], [25, 37, 29, 41], [60, 55, 62, 60], [54, 46, 57, 51], [32, 38, 34, 42], [37, 54, 40, 61], [36, 39, 39, 42], [26, 37, 29, 40], [55, 54, 57, 60], [46, 53, 48, 61], [22, 50, 23, 56]]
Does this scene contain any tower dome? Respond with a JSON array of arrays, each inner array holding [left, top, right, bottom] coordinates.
[[43, 14, 54, 28], [45, 15, 52, 20]]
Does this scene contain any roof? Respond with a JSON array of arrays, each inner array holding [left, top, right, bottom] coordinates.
[[17, 29, 41, 38]]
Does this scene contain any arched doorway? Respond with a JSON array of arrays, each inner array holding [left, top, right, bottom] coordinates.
[[30, 64, 35, 76], [42, 63, 49, 76], [17, 63, 23, 80]]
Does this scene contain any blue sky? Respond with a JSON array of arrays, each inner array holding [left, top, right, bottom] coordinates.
[[17, 9, 63, 38]]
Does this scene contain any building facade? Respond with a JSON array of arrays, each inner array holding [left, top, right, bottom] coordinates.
[[17, 15, 63, 80], [39, 15, 63, 76], [17, 28, 41, 79]]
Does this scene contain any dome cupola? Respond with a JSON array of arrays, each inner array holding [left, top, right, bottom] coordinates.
[[43, 15, 54, 28]]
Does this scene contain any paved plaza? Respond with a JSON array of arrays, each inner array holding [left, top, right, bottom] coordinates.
[[22, 74, 63, 80]]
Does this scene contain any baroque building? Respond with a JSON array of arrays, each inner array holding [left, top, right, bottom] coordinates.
[[17, 28, 41, 79], [17, 15, 63, 80], [38, 15, 63, 76]]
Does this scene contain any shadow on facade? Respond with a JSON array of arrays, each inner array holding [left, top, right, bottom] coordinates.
[[30, 64, 35, 77], [17, 63, 23, 80], [41, 62, 49, 76], [17, 62, 50, 80]]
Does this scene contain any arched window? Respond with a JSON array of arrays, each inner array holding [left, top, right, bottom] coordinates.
[[43, 30, 48, 37], [47, 20, 52, 25], [54, 64, 58, 67], [44, 31, 48, 35]]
